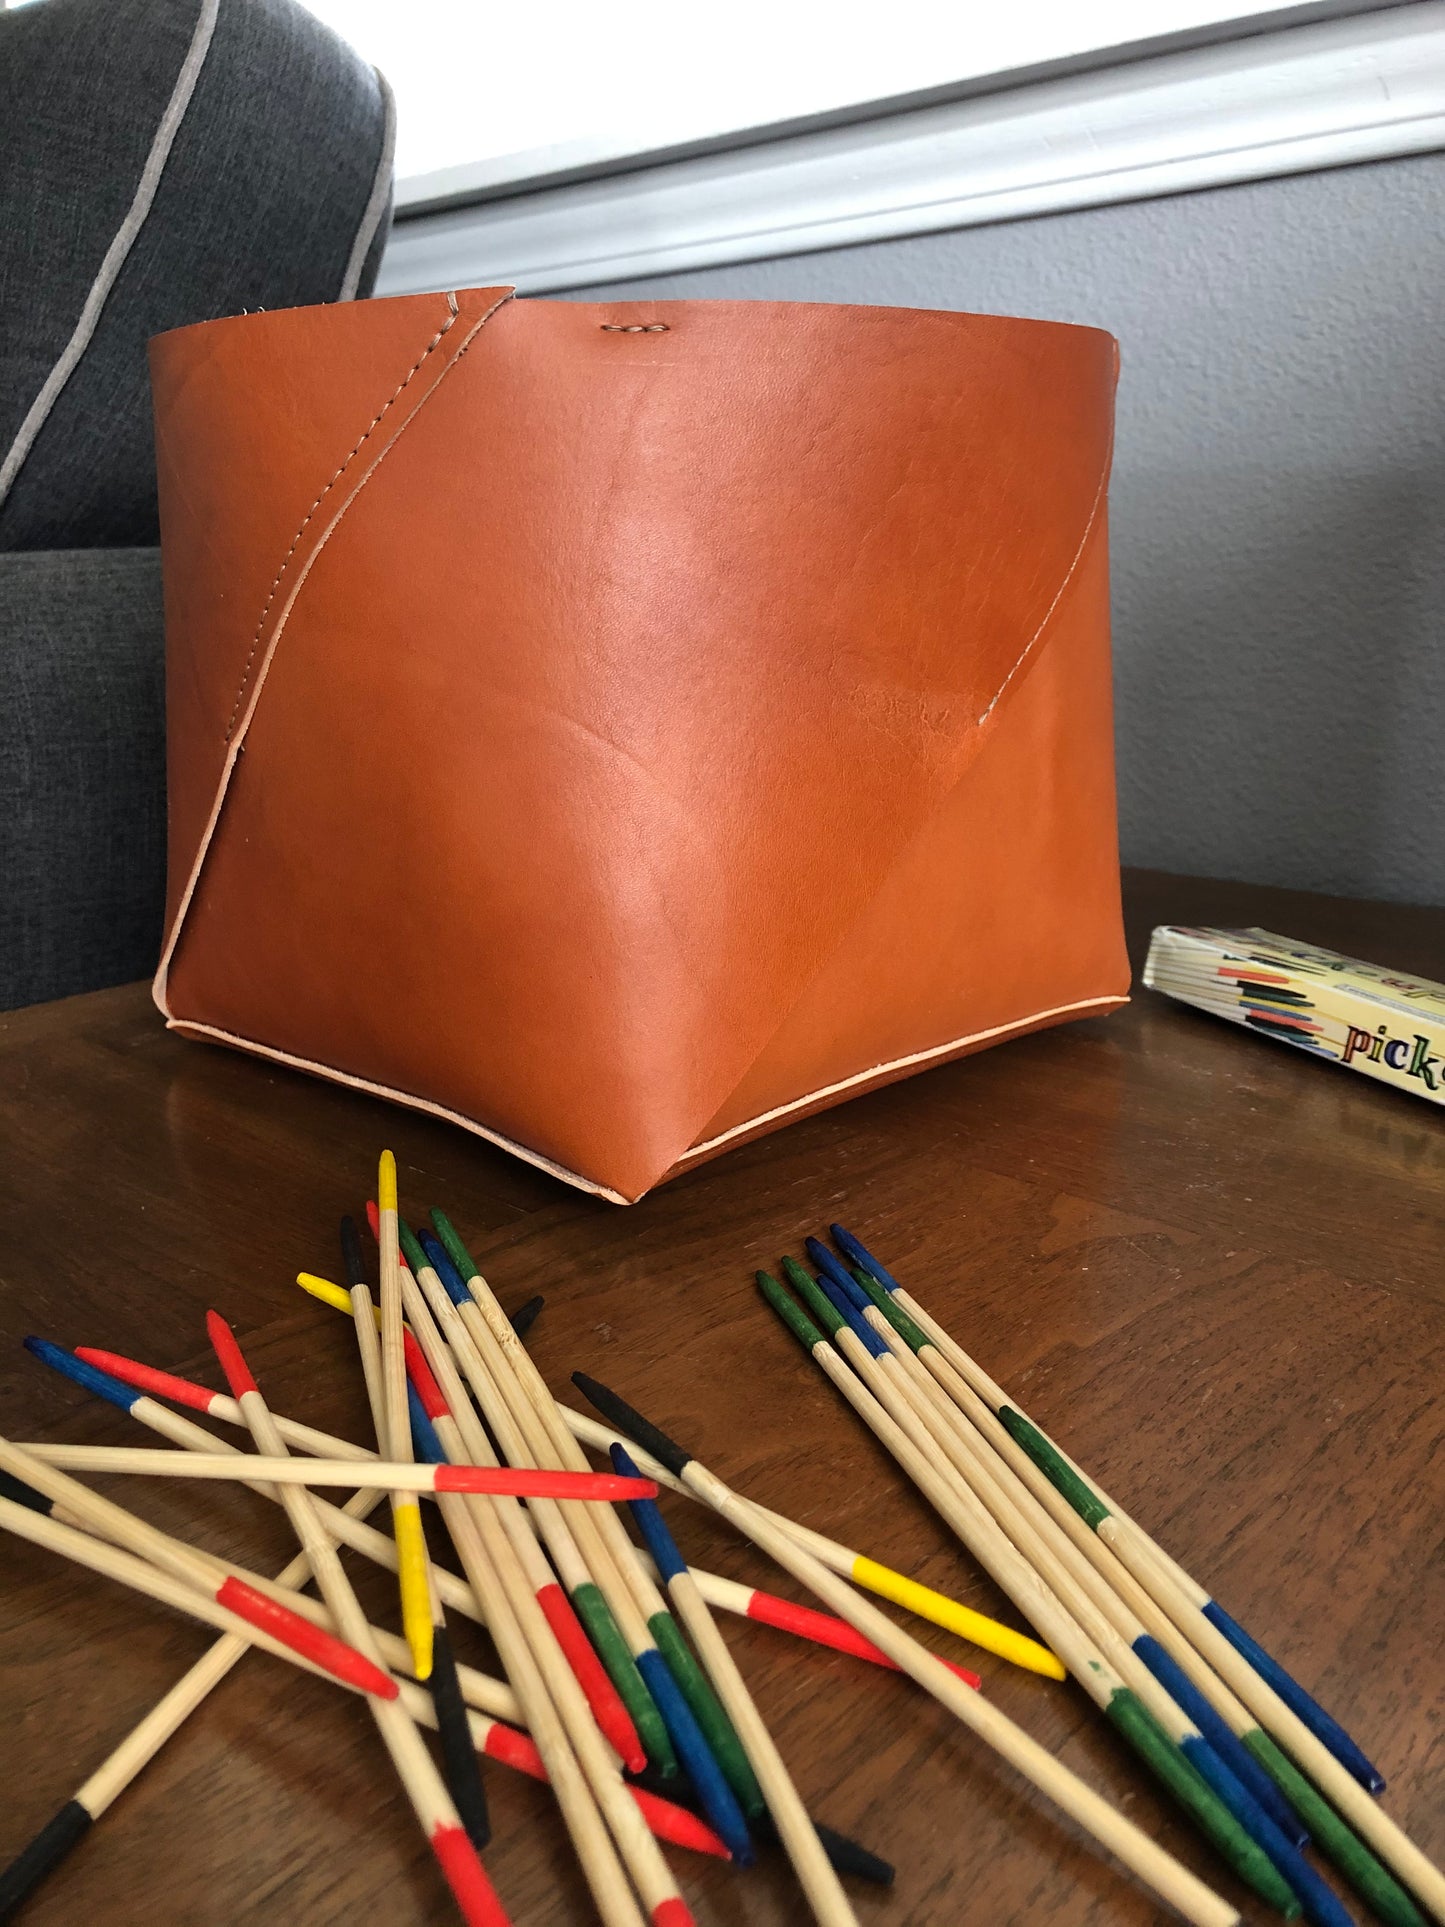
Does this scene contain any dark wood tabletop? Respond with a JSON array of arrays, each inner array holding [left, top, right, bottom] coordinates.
[[1, 870, 1441, 1927]]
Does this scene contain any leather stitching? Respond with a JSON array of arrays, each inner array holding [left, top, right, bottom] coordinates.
[[163, 992, 1126, 1205], [222, 302, 464, 742], [977, 395, 1118, 726], [156, 288, 515, 1018]]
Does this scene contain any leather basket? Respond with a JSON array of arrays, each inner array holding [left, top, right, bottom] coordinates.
[[150, 288, 1130, 1203]]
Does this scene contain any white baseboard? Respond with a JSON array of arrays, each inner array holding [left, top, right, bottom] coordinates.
[[377, 4, 1444, 298]]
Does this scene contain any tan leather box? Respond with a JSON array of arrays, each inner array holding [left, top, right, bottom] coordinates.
[[150, 288, 1129, 1203]]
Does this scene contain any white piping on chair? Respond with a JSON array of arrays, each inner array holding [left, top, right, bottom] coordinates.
[[339, 65, 397, 301], [0, 0, 220, 513]]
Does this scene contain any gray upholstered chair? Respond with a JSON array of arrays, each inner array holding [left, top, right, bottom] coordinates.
[[0, 0, 394, 1009]]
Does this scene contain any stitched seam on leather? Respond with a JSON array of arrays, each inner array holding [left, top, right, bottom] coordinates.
[[155, 288, 514, 1019], [158, 1016, 629, 1204], [222, 303, 464, 743], [977, 407, 1118, 726]]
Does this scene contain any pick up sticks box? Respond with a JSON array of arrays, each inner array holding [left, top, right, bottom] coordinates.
[[1143, 925, 1445, 1106]]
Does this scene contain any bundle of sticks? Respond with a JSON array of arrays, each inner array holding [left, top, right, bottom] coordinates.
[[716, 1224, 1441, 1927], [5, 1172, 1436, 1925], [1, 1157, 1017, 1926]]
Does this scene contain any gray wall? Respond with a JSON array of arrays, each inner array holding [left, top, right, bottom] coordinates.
[[562, 155, 1445, 906]]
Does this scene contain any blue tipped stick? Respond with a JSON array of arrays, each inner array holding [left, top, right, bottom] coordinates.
[[611, 1447, 690, 1590], [803, 1239, 874, 1316], [820, 1234, 1387, 1802], [1204, 1603, 1385, 1795], [1177, 1733, 1354, 1927], [418, 1231, 472, 1308], [406, 1382, 448, 1466], [809, 1271, 889, 1359], [632, 1649, 754, 1865], [24, 1337, 142, 1414], [829, 1224, 903, 1293], [609, 1444, 754, 1864]]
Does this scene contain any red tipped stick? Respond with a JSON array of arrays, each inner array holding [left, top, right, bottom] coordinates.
[[24, 1443, 660, 1502], [214, 1576, 398, 1698], [404, 1329, 450, 1420], [743, 1587, 982, 1689], [466, 1715, 729, 1860], [650, 1902, 696, 1927], [74, 1346, 376, 1463], [394, 1277, 649, 1777], [0, 1434, 397, 1701], [398, 1317, 650, 1774], [73, 1350, 220, 1413], [206, 1311, 511, 1927]]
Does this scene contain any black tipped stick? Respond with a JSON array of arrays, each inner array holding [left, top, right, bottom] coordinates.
[[0, 1799, 95, 1919], [0, 1469, 51, 1516], [756, 1811, 895, 1888], [624, 1767, 894, 1889], [429, 1626, 491, 1851], [339, 1213, 367, 1289], [572, 1376, 867, 1919], [508, 1294, 545, 1342], [570, 1372, 692, 1479], [568, 1376, 1252, 1926]]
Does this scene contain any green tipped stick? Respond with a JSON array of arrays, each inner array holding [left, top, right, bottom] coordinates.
[[1242, 1734, 1426, 1927], [755, 1271, 1067, 1678], [570, 1582, 678, 1777], [996, 1408, 1112, 1535], [430, 1207, 740, 1798], [849, 1268, 931, 1354], [430, 1208, 481, 1284], [998, 1403, 1430, 1922], [779, 1256, 849, 1343], [1107, 1694, 1300, 1918], [759, 1270, 827, 1352], [408, 1212, 679, 1778], [397, 1216, 431, 1278], [649, 1610, 765, 1816]]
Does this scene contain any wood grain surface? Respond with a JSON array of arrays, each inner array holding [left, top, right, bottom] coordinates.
[[0, 870, 1440, 1925]]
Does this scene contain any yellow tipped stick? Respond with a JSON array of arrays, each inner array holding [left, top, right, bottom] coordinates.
[[560, 1404, 1063, 1679], [393, 1501, 433, 1679], [373, 1151, 431, 1680], [293, 1279, 1066, 1676], [377, 1147, 399, 1215], [848, 1556, 1065, 1679], [300, 1270, 380, 1322]]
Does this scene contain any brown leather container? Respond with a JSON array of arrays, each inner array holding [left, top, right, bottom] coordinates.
[[150, 287, 1129, 1203]]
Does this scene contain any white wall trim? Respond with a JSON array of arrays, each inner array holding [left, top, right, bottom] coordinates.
[[377, 4, 1445, 297]]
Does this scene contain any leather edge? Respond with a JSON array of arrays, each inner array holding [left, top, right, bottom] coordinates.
[[662, 991, 1131, 1184], [162, 989, 1129, 1207], [160, 1015, 633, 1205]]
